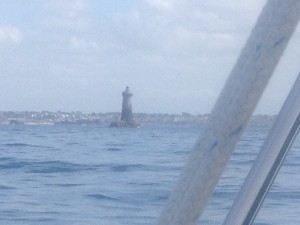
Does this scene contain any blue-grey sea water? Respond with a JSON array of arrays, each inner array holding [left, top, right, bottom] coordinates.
[[0, 124, 299, 225]]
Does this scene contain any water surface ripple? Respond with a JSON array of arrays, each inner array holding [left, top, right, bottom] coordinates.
[[0, 125, 299, 224]]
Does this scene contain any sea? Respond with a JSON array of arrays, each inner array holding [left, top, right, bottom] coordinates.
[[0, 124, 299, 225]]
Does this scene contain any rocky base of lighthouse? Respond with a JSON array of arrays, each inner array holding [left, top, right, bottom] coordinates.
[[109, 120, 140, 128]]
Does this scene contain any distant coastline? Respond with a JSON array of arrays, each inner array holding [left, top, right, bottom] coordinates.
[[0, 111, 276, 128]]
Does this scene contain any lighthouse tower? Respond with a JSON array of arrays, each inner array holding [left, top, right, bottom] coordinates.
[[109, 86, 139, 127], [121, 86, 133, 121]]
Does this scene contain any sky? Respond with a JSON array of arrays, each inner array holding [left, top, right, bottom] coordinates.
[[0, 0, 299, 115]]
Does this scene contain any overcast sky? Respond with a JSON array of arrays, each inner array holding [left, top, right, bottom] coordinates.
[[0, 0, 299, 115]]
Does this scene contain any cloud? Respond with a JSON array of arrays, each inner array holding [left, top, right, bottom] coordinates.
[[144, 0, 179, 11], [42, 0, 89, 31], [0, 26, 23, 44], [1, 0, 295, 114], [53, 0, 86, 19], [109, 1, 246, 62], [70, 36, 98, 51]]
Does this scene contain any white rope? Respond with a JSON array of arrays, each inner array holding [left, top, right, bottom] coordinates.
[[223, 74, 300, 225], [157, 1, 300, 224]]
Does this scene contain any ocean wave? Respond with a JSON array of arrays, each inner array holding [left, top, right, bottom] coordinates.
[[0, 185, 15, 190], [110, 164, 146, 172], [2, 143, 52, 149], [106, 147, 122, 151], [0, 158, 101, 174], [87, 194, 118, 201]]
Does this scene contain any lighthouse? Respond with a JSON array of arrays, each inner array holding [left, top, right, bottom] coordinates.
[[121, 86, 133, 121], [109, 86, 139, 127]]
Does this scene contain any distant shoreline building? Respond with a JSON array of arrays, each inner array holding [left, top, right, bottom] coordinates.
[[109, 86, 140, 128]]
